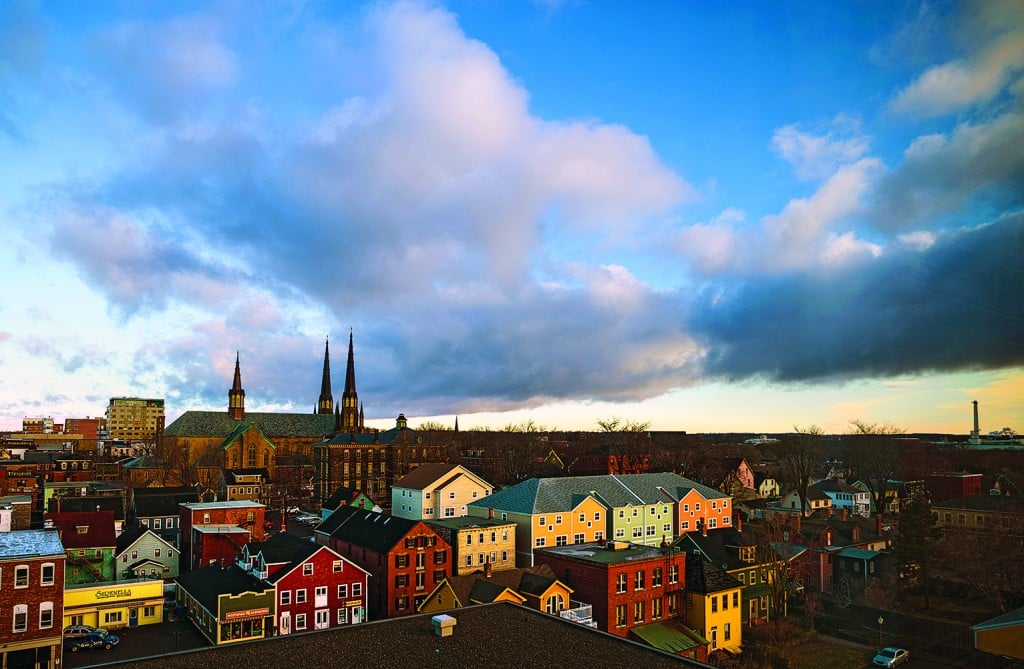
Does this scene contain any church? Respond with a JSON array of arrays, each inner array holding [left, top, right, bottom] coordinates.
[[160, 333, 448, 507]]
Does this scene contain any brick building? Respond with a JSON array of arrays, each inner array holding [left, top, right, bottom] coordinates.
[[314, 505, 451, 619], [179, 501, 267, 571], [0, 529, 66, 669]]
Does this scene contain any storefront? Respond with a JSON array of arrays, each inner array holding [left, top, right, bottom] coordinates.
[[63, 579, 165, 630]]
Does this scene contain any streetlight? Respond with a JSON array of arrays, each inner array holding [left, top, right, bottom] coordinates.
[[877, 615, 884, 648]]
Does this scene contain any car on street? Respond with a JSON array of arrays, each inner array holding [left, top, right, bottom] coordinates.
[[872, 647, 910, 667], [296, 514, 320, 525], [286, 506, 300, 513], [66, 631, 119, 652], [63, 625, 106, 639]]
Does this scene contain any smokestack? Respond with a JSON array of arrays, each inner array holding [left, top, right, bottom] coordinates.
[[970, 400, 981, 445]]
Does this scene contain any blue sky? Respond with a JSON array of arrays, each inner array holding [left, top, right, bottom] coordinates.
[[1, 0, 1022, 434]]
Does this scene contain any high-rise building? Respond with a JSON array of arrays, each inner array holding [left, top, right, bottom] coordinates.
[[22, 417, 55, 434], [105, 398, 165, 441]]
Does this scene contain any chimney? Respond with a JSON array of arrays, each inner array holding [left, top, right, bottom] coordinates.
[[794, 513, 801, 534], [701, 519, 707, 537], [484, 556, 492, 578], [876, 513, 883, 536], [488, 507, 494, 520], [734, 512, 742, 533], [841, 508, 847, 522], [431, 614, 456, 637]]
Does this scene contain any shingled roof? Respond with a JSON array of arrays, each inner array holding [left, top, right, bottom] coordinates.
[[132, 486, 200, 517], [175, 563, 272, 613], [163, 411, 337, 439], [685, 554, 743, 594], [393, 463, 462, 490], [45, 510, 117, 549], [468, 472, 728, 516], [316, 505, 422, 554]]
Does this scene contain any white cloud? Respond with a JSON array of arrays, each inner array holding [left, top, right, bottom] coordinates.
[[772, 124, 871, 180]]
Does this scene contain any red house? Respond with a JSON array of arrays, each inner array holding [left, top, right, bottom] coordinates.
[[238, 532, 369, 635], [315, 506, 451, 619], [179, 501, 266, 571], [0, 529, 66, 669], [923, 473, 983, 503], [534, 541, 690, 642]]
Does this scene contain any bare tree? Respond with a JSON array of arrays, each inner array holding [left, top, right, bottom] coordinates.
[[772, 426, 826, 516], [415, 420, 452, 431], [843, 420, 906, 514]]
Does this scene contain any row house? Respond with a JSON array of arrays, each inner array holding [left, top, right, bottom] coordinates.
[[175, 563, 276, 645], [810, 479, 871, 517], [238, 532, 369, 634], [535, 541, 689, 638], [220, 468, 272, 505], [130, 485, 200, 547], [0, 530, 65, 669], [114, 524, 180, 584], [391, 463, 493, 521], [0, 464, 43, 510], [685, 553, 744, 657], [418, 563, 576, 618], [314, 505, 451, 619], [679, 515, 806, 626], [792, 513, 889, 594], [179, 501, 267, 571], [426, 514, 517, 576], [466, 473, 733, 567], [44, 510, 117, 585], [933, 494, 1024, 530], [779, 486, 832, 516]]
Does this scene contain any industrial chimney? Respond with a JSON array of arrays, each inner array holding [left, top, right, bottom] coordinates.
[[970, 400, 981, 446]]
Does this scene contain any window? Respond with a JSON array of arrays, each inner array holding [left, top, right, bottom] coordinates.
[[132, 549, 139, 559], [303, 564, 314, 576], [722, 594, 728, 610], [615, 604, 627, 627], [434, 569, 445, 583], [595, 531, 604, 541], [632, 526, 643, 539], [396, 574, 409, 588], [615, 528, 625, 538], [708, 518, 717, 529], [501, 550, 508, 562], [39, 602, 53, 629], [444, 507, 455, 517], [465, 555, 473, 567], [337, 584, 348, 598], [334, 560, 343, 573], [352, 583, 362, 596], [733, 591, 739, 608], [338, 608, 348, 625], [738, 572, 745, 584], [724, 622, 731, 641], [681, 520, 690, 531], [663, 523, 671, 533], [634, 600, 645, 623], [296, 589, 307, 604], [144, 606, 155, 617], [749, 569, 756, 583], [556, 535, 568, 546], [669, 564, 679, 584], [652, 597, 663, 620], [104, 611, 123, 625], [415, 572, 425, 590], [396, 554, 409, 568], [434, 550, 447, 564], [155, 548, 162, 558], [634, 570, 645, 590], [535, 537, 546, 548], [15, 565, 28, 588], [616, 573, 628, 594], [555, 515, 562, 525], [712, 596, 718, 613], [295, 613, 306, 630], [153, 518, 162, 529], [449, 491, 456, 499], [465, 534, 473, 545], [472, 490, 478, 498], [41, 563, 55, 586], [573, 533, 584, 544], [579, 512, 585, 522], [652, 567, 663, 587], [13, 604, 28, 632], [645, 525, 656, 536], [281, 591, 291, 605], [538, 516, 546, 526]]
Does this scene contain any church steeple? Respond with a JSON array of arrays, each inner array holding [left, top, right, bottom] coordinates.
[[317, 337, 333, 414], [340, 331, 362, 431], [228, 352, 245, 421]]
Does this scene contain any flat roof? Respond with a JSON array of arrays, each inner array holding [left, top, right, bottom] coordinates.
[[536, 541, 683, 566]]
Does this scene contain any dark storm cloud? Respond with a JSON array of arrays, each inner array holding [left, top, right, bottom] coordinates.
[[690, 212, 1024, 382]]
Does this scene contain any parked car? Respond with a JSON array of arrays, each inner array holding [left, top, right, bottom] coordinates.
[[63, 625, 106, 639], [296, 514, 320, 525], [67, 631, 119, 652], [872, 647, 910, 667], [286, 506, 300, 514]]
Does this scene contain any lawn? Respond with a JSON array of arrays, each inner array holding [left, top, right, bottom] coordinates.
[[785, 645, 873, 669]]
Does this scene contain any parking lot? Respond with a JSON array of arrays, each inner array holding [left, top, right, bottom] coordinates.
[[61, 618, 210, 668]]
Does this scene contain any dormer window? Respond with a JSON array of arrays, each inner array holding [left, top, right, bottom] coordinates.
[[76, 525, 89, 534]]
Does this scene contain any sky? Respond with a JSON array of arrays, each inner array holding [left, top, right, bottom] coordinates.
[[1, 0, 1022, 436]]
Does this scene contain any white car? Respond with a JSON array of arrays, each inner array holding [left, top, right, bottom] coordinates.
[[872, 647, 910, 667], [295, 515, 320, 525], [285, 506, 300, 514]]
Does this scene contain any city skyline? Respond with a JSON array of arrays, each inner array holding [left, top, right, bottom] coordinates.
[[1, 2, 1021, 435]]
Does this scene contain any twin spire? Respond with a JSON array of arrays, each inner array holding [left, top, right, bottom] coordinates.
[[227, 333, 363, 429]]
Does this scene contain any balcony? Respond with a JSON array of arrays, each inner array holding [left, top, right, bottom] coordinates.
[[559, 601, 597, 628]]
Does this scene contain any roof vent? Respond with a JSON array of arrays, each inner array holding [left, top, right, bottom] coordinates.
[[432, 614, 456, 637]]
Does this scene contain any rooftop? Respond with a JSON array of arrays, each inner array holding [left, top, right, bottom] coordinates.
[[111, 602, 711, 669], [536, 541, 685, 566]]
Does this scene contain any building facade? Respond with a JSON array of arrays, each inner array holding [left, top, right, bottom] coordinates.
[[0, 530, 65, 669], [391, 464, 493, 520], [106, 398, 165, 441]]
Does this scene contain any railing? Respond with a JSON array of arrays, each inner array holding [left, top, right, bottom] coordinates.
[[559, 601, 596, 627]]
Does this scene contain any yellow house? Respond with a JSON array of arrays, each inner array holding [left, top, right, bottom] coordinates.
[[391, 463, 494, 520], [427, 515, 517, 575], [63, 578, 165, 630], [417, 564, 573, 616], [972, 605, 1024, 660], [684, 554, 743, 656]]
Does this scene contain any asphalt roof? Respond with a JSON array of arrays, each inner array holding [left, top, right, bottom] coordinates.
[[45, 510, 117, 548], [685, 554, 743, 594], [316, 505, 422, 554], [393, 463, 462, 490], [972, 604, 1024, 631], [467, 472, 728, 516], [132, 487, 200, 517], [175, 563, 273, 613], [109, 602, 713, 669], [163, 411, 337, 438]]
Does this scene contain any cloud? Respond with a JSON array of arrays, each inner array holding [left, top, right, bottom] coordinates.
[[689, 211, 1024, 382], [890, 1, 1024, 116], [771, 123, 870, 180], [871, 109, 1024, 229]]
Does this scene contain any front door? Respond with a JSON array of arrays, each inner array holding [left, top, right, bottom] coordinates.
[[129, 607, 139, 627], [315, 609, 329, 630], [351, 607, 362, 624], [710, 626, 718, 650], [279, 612, 291, 635], [749, 598, 758, 623]]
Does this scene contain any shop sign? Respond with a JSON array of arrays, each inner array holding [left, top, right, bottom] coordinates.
[[225, 608, 269, 621]]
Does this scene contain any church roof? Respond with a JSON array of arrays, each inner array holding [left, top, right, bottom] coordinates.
[[163, 411, 336, 438]]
